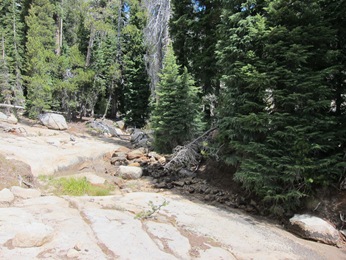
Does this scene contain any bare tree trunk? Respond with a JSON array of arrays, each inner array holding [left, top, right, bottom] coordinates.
[[1, 35, 4, 60], [55, 15, 63, 56], [143, 0, 171, 97], [85, 26, 95, 67]]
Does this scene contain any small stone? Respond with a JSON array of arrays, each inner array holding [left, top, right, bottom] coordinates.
[[204, 195, 211, 201], [155, 182, 167, 189], [67, 248, 80, 258], [188, 187, 195, 193], [158, 157, 166, 165]]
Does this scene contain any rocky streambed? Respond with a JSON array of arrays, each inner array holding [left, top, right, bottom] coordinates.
[[0, 119, 345, 259]]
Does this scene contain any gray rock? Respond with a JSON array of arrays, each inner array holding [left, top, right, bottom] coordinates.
[[117, 166, 143, 179], [0, 188, 15, 206], [11, 186, 41, 199], [289, 214, 341, 245], [39, 113, 67, 130], [12, 222, 53, 248]]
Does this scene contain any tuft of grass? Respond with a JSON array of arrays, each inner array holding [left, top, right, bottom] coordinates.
[[51, 177, 113, 196]]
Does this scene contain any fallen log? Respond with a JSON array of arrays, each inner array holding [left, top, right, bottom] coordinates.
[[0, 104, 25, 109], [164, 127, 217, 173]]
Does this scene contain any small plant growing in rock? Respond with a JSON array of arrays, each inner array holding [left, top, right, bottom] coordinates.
[[135, 200, 169, 220]]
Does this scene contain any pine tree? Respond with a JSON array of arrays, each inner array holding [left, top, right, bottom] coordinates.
[[170, 0, 222, 122], [0, 39, 12, 109], [151, 43, 202, 153], [122, 0, 150, 127], [216, 0, 344, 212], [25, 0, 56, 117], [0, 0, 25, 106]]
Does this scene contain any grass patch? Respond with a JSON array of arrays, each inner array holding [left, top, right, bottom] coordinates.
[[45, 176, 113, 196]]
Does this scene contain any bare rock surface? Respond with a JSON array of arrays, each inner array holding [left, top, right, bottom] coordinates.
[[0, 121, 120, 176], [0, 191, 345, 259]]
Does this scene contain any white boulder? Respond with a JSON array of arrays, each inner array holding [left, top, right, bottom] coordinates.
[[289, 214, 341, 245], [39, 113, 68, 130], [117, 166, 143, 179], [0, 112, 18, 124]]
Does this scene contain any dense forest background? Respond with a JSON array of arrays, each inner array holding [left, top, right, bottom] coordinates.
[[1, 0, 345, 213]]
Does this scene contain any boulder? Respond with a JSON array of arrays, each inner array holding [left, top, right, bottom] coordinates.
[[117, 166, 143, 179], [11, 186, 41, 199], [0, 188, 15, 206], [0, 112, 18, 124], [12, 222, 54, 248], [289, 214, 341, 246], [39, 113, 67, 130]]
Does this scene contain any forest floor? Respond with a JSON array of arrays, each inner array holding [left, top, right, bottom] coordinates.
[[1, 117, 346, 259]]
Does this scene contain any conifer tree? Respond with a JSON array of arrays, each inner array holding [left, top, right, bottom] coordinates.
[[170, 0, 222, 122], [0, 0, 25, 106], [25, 0, 56, 117], [216, 0, 345, 211], [151, 43, 202, 153], [122, 0, 150, 127]]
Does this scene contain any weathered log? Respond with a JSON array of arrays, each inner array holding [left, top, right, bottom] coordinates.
[[164, 127, 218, 172]]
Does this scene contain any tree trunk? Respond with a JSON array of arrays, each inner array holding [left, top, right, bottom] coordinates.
[[85, 26, 95, 67], [143, 0, 171, 97]]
